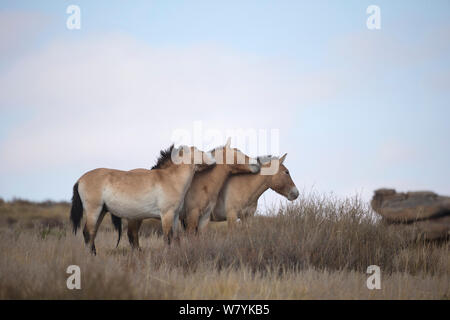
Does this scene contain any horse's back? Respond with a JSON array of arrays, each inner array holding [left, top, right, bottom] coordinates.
[[77, 168, 117, 198], [78, 168, 155, 200]]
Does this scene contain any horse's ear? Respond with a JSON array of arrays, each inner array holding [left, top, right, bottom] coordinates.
[[279, 153, 287, 164], [225, 137, 232, 148]]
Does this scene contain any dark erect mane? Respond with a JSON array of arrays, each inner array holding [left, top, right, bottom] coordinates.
[[151, 144, 175, 170], [209, 143, 227, 154], [257, 155, 274, 165]]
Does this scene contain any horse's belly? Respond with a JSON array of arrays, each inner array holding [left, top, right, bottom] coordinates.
[[112, 203, 161, 219], [103, 189, 162, 219]]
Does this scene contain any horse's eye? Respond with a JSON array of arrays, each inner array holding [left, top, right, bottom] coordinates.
[[285, 170, 289, 174]]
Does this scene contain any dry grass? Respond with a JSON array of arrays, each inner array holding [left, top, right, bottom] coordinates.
[[0, 194, 448, 299]]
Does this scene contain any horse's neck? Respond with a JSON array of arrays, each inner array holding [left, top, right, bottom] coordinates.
[[205, 165, 230, 197], [236, 174, 270, 205], [168, 164, 196, 195]]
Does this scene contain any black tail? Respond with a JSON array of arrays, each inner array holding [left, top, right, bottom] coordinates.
[[110, 213, 122, 248], [70, 182, 83, 234]]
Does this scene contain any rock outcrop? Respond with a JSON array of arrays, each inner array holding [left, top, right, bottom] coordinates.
[[371, 189, 450, 241]]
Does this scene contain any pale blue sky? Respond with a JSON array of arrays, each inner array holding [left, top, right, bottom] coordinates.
[[0, 1, 449, 204]]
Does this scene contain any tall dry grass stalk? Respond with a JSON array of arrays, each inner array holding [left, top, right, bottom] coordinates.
[[0, 193, 448, 299]]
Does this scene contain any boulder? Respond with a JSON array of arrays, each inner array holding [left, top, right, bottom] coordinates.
[[371, 189, 450, 222], [371, 189, 450, 240], [411, 215, 450, 241]]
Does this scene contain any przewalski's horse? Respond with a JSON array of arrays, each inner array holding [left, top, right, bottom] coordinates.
[[126, 139, 261, 248], [70, 145, 215, 254], [211, 154, 299, 226], [180, 138, 261, 234]]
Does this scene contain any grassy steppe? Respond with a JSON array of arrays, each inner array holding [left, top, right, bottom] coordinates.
[[0, 194, 448, 299]]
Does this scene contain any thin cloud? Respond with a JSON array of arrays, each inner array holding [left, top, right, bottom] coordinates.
[[0, 33, 341, 174], [0, 10, 53, 61]]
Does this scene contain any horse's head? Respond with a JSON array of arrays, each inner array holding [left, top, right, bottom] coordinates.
[[264, 154, 299, 201], [212, 138, 260, 174]]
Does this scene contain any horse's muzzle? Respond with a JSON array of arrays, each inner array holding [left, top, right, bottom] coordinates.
[[288, 187, 299, 201]]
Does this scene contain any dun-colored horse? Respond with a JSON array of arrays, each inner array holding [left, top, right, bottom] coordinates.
[[180, 138, 261, 233], [126, 139, 261, 249], [70, 145, 215, 254], [211, 154, 299, 226]]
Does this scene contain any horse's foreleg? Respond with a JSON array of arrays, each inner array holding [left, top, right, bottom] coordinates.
[[227, 209, 238, 229], [172, 212, 181, 245], [185, 208, 200, 235], [161, 209, 177, 245], [240, 204, 257, 225], [127, 219, 143, 250], [198, 209, 212, 233]]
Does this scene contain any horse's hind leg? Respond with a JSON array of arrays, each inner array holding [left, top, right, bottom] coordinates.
[[127, 219, 143, 250], [83, 205, 106, 255]]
